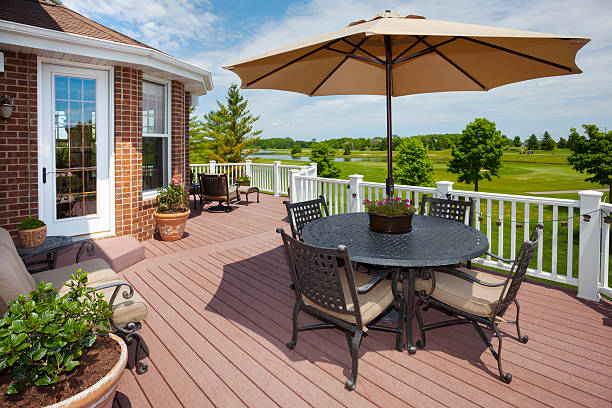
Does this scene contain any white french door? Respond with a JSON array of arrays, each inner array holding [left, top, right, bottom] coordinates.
[[39, 63, 112, 237]]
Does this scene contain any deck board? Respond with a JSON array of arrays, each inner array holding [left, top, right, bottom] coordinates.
[[114, 195, 612, 407]]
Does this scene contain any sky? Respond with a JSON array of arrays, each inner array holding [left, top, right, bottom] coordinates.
[[62, 0, 612, 142]]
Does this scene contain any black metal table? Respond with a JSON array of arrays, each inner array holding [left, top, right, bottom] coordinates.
[[302, 212, 489, 353], [15, 236, 94, 273]]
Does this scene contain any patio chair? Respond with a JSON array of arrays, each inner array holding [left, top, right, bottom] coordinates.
[[283, 195, 329, 242], [0, 227, 149, 374], [413, 224, 542, 383], [277, 228, 405, 390], [199, 173, 240, 212]]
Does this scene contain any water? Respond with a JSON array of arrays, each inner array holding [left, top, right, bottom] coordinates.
[[248, 151, 386, 162]]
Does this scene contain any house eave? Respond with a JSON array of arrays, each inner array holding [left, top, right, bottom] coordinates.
[[0, 19, 213, 95]]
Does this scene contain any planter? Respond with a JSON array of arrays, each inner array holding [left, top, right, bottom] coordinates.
[[153, 209, 190, 241], [46, 334, 128, 408], [17, 225, 47, 248], [237, 180, 250, 186], [368, 212, 413, 234]]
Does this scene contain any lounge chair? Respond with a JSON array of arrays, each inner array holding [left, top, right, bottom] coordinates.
[[199, 173, 240, 212]]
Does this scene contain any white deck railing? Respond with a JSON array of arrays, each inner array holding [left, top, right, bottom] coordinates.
[[288, 169, 611, 302]]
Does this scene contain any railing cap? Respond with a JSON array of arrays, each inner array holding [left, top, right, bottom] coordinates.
[[578, 190, 604, 198]]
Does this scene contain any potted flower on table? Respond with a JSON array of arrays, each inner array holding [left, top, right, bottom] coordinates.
[[16, 217, 47, 248], [153, 177, 190, 241], [364, 197, 416, 234], [234, 174, 251, 186]]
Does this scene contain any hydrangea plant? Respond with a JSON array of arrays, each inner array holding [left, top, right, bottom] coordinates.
[[363, 197, 416, 216], [0, 272, 112, 394]]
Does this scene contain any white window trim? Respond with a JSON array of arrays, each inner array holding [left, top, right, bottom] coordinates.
[[142, 75, 172, 200]]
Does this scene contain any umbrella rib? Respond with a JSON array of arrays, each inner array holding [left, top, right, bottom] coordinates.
[[310, 37, 370, 96], [393, 37, 457, 64], [422, 38, 487, 90], [246, 38, 342, 88], [461, 37, 574, 72], [392, 35, 427, 63], [340, 38, 385, 64], [326, 47, 384, 65]]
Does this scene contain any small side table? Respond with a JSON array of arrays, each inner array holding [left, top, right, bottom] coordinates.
[[238, 185, 260, 205], [15, 236, 94, 274]]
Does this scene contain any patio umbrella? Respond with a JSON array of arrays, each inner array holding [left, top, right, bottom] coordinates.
[[223, 11, 589, 197]]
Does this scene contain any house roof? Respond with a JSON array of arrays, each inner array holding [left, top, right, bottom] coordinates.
[[0, 0, 155, 50], [0, 0, 213, 95]]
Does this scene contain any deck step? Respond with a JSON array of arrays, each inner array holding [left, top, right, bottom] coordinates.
[[95, 235, 145, 272]]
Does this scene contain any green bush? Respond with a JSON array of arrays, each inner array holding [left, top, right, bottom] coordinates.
[[290, 144, 302, 155], [309, 143, 340, 178], [157, 178, 189, 213], [16, 217, 45, 231], [0, 272, 112, 394]]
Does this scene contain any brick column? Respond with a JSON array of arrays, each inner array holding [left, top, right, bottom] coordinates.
[[184, 91, 191, 183], [171, 80, 186, 185]]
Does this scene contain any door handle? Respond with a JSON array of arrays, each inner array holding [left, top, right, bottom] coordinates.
[[43, 167, 46, 184]]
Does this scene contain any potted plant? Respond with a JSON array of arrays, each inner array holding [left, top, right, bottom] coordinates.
[[364, 197, 416, 234], [0, 95, 13, 120], [0, 272, 128, 408], [153, 177, 190, 241], [234, 174, 250, 186], [16, 217, 47, 248]]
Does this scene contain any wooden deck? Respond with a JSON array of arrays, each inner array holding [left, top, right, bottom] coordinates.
[[114, 194, 612, 408]]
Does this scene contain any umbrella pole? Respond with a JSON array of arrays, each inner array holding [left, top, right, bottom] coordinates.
[[384, 35, 394, 199]]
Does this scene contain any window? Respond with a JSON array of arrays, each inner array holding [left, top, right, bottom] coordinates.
[[142, 79, 169, 193]]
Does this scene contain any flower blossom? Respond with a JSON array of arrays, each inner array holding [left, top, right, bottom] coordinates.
[[171, 177, 178, 184]]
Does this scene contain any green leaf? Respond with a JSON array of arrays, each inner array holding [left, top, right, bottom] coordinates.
[[64, 360, 79, 372], [6, 381, 23, 394], [34, 375, 53, 386], [10, 333, 27, 346], [7, 355, 19, 366], [82, 335, 96, 348], [10, 320, 28, 333], [31, 347, 47, 361]]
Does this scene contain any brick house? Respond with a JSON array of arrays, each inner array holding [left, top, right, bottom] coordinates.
[[0, 0, 213, 241]]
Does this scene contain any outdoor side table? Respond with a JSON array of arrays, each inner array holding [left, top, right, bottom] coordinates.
[[302, 212, 489, 354], [238, 185, 260, 205], [15, 236, 94, 274]]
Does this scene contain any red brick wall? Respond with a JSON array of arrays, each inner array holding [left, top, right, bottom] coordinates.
[[171, 80, 186, 185], [0, 51, 38, 236]]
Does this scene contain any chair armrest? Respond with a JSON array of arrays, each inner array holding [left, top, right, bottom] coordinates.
[[434, 267, 506, 287], [76, 240, 95, 263], [91, 281, 135, 306], [485, 251, 514, 264], [356, 272, 387, 293]]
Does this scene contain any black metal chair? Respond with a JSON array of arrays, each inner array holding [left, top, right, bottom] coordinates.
[[283, 195, 329, 242], [189, 170, 202, 209], [414, 224, 542, 383], [199, 173, 240, 212], [277, 228, 405, 390]]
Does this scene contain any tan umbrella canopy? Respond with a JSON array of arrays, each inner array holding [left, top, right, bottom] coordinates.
[[224, 10, 589, 196]]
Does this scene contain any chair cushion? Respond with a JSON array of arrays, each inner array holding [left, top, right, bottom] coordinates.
[[415, 267, 506, 318], [302, 268, 399, 327], [204, 187, 238, 202], [0, 232, 37, 314], [34, 258, 148, 328]]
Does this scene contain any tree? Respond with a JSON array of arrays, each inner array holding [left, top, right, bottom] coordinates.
[[448, 118, 504, 191], [189, 106, 213, 163], [567, 125, 612, 198], [199, 84, 261, 163], [393, 138, 434, 186], [513, 136, 522, 147], [557, 137, 567, 149], [310, 143, 341, 178], [540, 131, 556, 150], [290, 143, 302, 155], [343, 144, 351, 156], [526, 134, 539, 150]]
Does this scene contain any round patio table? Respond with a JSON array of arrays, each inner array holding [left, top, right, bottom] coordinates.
[[302, 212, 489, 353]]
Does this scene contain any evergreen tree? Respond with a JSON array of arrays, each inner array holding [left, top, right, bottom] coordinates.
[[393, 138, 434, 186], [310, 143, 340, 178], [448, 118, 504, 191], [567, 125, 612, 198], [198, 84, 261, 163], [189, 106, 213, 163], [526, 134, 540, 150], [513, 136, 522, 147], [557, 137, 567, 149], [540, 131, 556, 150], [343, 144, 351, 156]]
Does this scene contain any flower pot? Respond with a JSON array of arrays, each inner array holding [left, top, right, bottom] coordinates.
[[153, 209, 190, 241], [368, 212, 413, 234], [46, 334, 128, 408], [17, 225, 47, 248], [238, 180, 250, 186]]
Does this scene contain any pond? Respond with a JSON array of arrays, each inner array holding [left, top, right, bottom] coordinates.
[[247, 151, 386, 162]]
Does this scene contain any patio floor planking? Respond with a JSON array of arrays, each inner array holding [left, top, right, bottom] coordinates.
[[114, 194, 612, 408]]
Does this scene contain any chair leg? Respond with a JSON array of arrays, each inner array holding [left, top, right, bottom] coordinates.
[[471, 321, 512, 384], [287, 301, 300, 349], [415, 301, 426, 349], [125, 331, 148, 374], [513, 299, 529, 343], [345, 330, 363, 391], [395, 300, 406, 352]]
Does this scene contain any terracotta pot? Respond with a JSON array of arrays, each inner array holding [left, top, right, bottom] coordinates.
[[46, 334, 128, 408], [153, 209, 190, 241], [17, 225, 47, 248], [368, 212, 414, 234]]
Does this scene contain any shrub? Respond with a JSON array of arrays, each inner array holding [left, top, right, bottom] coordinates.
[[363, 197, 416, 216], [0, 272, 112, 394], [309, 143, 340, 178], [392, 138, 434, 186], [157, 177, 189, 213], [290, 144, 302, 155], [16, 217, 45, 231]]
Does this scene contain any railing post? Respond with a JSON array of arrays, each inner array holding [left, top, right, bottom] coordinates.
[[578, 190, 602, 301], [289, 169, 299, 203], [273, 161, 281, 196], [245, 159, 252, 179], [349, 174, 364, 213], [209, 160, 216, 174], [435, 180, 454, 199]]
